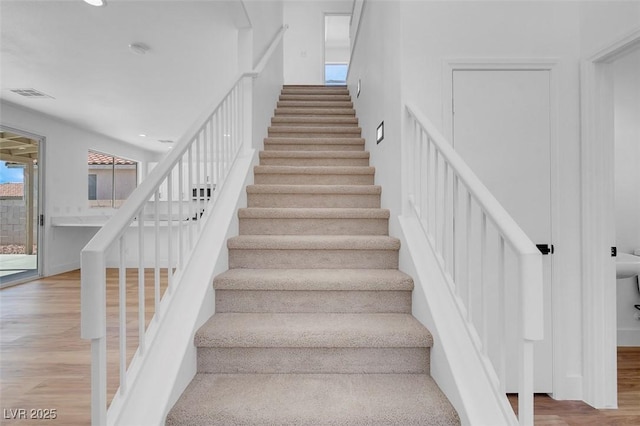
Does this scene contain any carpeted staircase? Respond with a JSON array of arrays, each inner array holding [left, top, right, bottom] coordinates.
[[166, 86, 460, 425]]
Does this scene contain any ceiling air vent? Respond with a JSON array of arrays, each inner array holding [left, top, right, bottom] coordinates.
[[10, 88, 54, 99]]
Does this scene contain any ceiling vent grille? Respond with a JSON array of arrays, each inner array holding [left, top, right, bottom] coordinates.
[[10, 88, 54, 99]]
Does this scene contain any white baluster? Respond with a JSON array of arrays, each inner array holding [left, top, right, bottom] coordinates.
[[167, 170, 173, 290], [137, 208, 145, 354], [118, 235, 127, 394], [154, 190, 160, 315], [481, 212, 488, 356], [178, 160, 184, 269]]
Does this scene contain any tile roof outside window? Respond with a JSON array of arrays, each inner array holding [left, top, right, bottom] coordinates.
[[87, 152, 135, 165]]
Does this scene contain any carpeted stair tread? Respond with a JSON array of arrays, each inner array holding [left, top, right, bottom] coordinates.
[[247, 184, 380, 195], [264, 136, 365, 146], [166, 373, 460, 426], [259, 150, 370, 166], [253, 166, 375, 184], [283, 85, 348, 90], [271, 116, 358, 125], [238, 207, 389, 220], [213, 268, 412, 291], [279, 94, 352, 101], [194, 313, 431, 348], [268, 126, 362, 138], [254, 165, 374, 175], [227, 235, 400, 250], [277, 100, 354, 108], [260, 150, 369, 159], [275, 107, 356, 116]]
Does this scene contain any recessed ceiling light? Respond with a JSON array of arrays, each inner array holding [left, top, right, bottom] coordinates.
[[129, 43, 150, 55], [139, 134, 147, 137], [84, 0, 107, 7]]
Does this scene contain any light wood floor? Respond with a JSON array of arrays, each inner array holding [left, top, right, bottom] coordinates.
[[1, 270, 639, 425], [1, 269, 167, 425]]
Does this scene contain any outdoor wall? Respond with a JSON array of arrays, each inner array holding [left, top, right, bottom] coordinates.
[[88, 166, 137, 208], [0, 199, 36, 246], [283, 0, 353, 84], [347, 0, 640, 402], [0, 176, 38, 248], [0, 101, 155, 276], [614, 47, 640, 346]]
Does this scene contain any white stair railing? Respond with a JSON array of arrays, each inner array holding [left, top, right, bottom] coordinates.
[[81, 24, 287, 426], [404, 103, 543, 426]]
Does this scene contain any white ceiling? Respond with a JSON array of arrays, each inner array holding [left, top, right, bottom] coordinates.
[[0, 0, 242, 153]]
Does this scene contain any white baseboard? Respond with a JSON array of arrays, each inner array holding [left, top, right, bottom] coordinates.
[[46, 262, 80, 277]]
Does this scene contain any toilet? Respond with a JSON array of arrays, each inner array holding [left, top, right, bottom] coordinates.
[[616, 249, 640, 280]]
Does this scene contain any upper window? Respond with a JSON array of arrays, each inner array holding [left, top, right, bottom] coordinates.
[[88, 151, 137, 208], [325, 64, 348, 85]]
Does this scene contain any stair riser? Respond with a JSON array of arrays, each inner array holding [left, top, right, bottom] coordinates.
[[197, 347, 428, 374], [247, 193, 380, 208], [264, 143, 363, 151], [268, 130, 362, 138], [239, 217, 388, 235], [280, 95, 352, 101], [253, 173, 373, 185], [259, 157, 369, 166], [215, 290, 411, 313], [228, 248, 398, 269], [277, 101, 353, 108]]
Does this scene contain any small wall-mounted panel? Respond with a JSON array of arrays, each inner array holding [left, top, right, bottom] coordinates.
[[376, 121, 384, 144]]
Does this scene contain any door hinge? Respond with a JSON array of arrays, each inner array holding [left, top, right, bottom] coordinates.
[[536, 244, 554, 255], [611, 246, 617, 257], [39, 214, 44, 226]]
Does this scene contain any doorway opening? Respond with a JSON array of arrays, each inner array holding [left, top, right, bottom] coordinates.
[[0, 127, 44, 288], [612, 47, 640, 348], [324, 14, 350, 85], [581, 29, 640, 408]]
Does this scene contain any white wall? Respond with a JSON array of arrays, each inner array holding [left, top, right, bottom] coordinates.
[[347, 0, 640, 403], [244, 0, 285, 149], [325, 15, 351, 63], [614, 47, 640, 346], [579, 1, 640, 56], [283, 0, 353, 84], [0, 101, 155, 276]]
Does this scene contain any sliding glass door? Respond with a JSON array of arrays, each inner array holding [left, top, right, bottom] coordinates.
[[0, 127, 43, 287]]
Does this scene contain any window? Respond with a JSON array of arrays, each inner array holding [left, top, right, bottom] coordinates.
[[88, 174, 97, 200], [325, 63, 348, 85], [88, 151, 137, 208]]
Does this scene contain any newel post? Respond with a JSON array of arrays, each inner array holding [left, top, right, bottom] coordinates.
[[81, 250, 107, 425]]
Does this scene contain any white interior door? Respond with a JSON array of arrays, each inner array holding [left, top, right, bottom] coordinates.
[[452, 69, 553, 392]]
